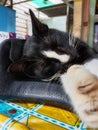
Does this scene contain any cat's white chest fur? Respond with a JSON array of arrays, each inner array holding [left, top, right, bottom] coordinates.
[[61, 59, 98, 96], [61, 58, 98, 83], [84, 59, 98, 77]]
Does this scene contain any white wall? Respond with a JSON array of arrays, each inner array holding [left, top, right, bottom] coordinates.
[[28, 16, 67, 35], [42, 16, 67, 32]]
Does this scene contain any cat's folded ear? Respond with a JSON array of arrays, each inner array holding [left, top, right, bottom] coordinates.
[[8, 60, 26, 73], [29, 9, 49, 37]]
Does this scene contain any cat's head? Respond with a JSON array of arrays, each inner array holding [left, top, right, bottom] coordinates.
[[8, 9, 94, 80]]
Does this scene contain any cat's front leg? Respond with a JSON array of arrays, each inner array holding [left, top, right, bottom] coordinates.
[[61, 65, 98, 128]]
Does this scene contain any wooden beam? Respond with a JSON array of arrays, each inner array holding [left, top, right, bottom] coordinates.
[[10, 0, 13, 9], [3, 0, 13, 9], [13, 0, 30, 5], [73, 0, 83, 38], [66, 5, 73, 32], [3, 0, 8, 5], [81, 0, 89, 42]]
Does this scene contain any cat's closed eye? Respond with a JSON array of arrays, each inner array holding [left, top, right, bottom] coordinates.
[[55, 47, 66, 55]]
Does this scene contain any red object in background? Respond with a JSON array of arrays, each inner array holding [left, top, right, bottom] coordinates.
[[25, 34, 30, 39], [96, 0, 98, 14]]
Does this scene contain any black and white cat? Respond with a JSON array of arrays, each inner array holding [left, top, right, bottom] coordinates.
[[9, 9, 98, 128]]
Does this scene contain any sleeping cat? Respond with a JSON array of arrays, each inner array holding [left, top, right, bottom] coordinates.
[[8, 9, 98, 128], [9, 9, 96, 80]]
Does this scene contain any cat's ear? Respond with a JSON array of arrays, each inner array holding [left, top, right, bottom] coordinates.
[[29, 9, 49, 37], [8, 60, 26, 73]]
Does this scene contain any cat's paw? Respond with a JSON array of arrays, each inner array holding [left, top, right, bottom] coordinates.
[[64, 65, 98, 128], [66, 65, 98, 94]]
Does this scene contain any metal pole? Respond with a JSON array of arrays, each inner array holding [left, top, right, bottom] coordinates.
[[88, 0, 96, 47]]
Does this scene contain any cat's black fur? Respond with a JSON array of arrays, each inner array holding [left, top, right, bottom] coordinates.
[[8, 9, 97, 80]]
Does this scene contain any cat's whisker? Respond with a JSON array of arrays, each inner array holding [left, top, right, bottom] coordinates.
[[74, 39, 79, 49], [55, 78, 61, 85], [68, 32, 77, 49], [46, 80, 52, 88], [54, 74, 62, 84], [52, 76, 59, 84], [72, 36, 77, 48], [46, 75, 59, 87], [69, 32, 72, 46], [42, 72, 61, 82], [68, 32, 78, 49]]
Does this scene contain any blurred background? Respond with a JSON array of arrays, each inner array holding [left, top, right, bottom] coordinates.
[[0, 0, 98, 47]]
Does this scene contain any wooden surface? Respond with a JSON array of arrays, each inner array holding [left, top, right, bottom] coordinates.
[[73, 0, 83, 38]]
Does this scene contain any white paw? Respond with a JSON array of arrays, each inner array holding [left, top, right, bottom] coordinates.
[[61, 65, 98, 128]]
